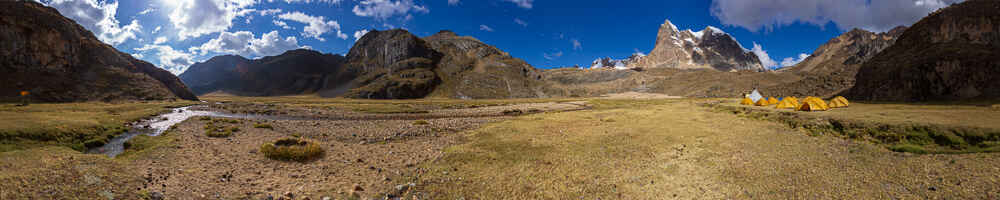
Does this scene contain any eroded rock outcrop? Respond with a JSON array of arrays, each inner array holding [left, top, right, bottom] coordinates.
[[0, 1, 197, 102], [847, 0, 1000, 101]]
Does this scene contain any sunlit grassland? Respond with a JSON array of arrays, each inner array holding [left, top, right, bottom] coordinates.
[[0, 101, 197, 151]]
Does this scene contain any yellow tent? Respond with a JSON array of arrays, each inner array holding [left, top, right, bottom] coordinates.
[[767, 97, 779, 105], [829, 96, 850, 108], [755, 98, 770, 106], [740, 97, 755, 105], [775, 97, 800, 109], [797, 97, 830, 111]]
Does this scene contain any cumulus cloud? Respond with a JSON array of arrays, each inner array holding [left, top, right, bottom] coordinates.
[[750, 42, 778, 69], [571, 39, 582, 51], [134, 44, 196, 74], [543, 51, 563, 60], [278, 11, 348, 41], [154, 37, 169, 44], [273, 20, 293, 29], [710, 0, 964, 32], [137, 8, 155, 15], [166, 0, 256, 40], [448, 0, 460, 6], [152, 26, 162, 34], [43, 0, 142, 45], [354, 29, 371, 41], [192, 30, 303, 58], [504, 0, 533, 9], [352, 0, 429, 20], [781, 53, 811, 67], [514, 18, 528, 27], [479, 25, 494, 32]]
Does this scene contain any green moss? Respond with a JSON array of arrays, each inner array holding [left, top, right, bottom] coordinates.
[[889, 144, 928, 154]]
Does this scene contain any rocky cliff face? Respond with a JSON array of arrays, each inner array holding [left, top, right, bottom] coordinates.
[[179, 49, 347, 96], [629, 19, 765, 72], [342, 29, 443, 99], [424, 30, 547, 99], [847, 0, 1000, 101], [0, 1, 197, 102], [766, 27, 906, 97]]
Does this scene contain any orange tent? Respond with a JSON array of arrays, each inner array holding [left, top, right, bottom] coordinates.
[[740, 97, 755, 105], [797, 97, 830, 111], [775, 97, 800, 109], [829, 96, 850, 108], [755, 98, 769, 106], [767, 97, 779, 105]]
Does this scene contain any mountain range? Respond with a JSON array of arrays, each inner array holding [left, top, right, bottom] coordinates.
[[5, 0, 997, 102]]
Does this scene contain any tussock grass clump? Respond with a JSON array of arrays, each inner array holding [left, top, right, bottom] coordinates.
[[260, 138, 324, 162], [204, 123, 239, 138], [253, 122, 273, 129], [412, 120, 430, 125], [992, 104, 1000, 111]]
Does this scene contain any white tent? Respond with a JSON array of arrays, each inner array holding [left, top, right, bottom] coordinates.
[[749, 89, 763, 103]]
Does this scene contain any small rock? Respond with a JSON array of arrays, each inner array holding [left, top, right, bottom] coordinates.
[[928, 186, 937, 191], [283, 191, 294, 198], [149, 192, 164, 200], [321, 197, 331, 200]]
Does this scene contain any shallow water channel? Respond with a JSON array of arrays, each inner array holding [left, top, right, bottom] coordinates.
[[87, 106, 298, 157]]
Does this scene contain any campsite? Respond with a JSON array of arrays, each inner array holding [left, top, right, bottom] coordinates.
[[3, 0, 1000, 199]]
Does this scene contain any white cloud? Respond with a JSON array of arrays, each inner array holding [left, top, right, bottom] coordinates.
[[504, 0, 533, 9], [152, 26, 162, 34], [192, 30, 303, 58], [278, 11, 348, 41], [448, 0, 460, 6], [273, 20, 293, 29], [166, 0, 257, 40], [479, 25, 494, 32], [514, 18, 528, 27], [154, 37, 169, 44], [543, 51, 563, 60], [275, 0, 343, 3], [571, 39, 582, 51], [710, 0, 964, 32], [134, 44, 196, 74], [352, 0, 429, 20], [43, 0, 142, 45], [750, 42, 778, 69], [353, 29, 371, 41], [137, 8, 155, 15], [780, 53, 811, 67], [131, 53, 144, 59]]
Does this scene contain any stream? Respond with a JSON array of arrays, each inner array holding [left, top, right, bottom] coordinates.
[[86, 106, 297, 158]]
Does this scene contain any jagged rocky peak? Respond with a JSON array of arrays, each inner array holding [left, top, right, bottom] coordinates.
[[591, 53, 645, 69], [608, 18, 765, 72]]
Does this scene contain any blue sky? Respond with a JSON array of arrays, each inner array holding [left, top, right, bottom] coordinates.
[[40, 0, 961, 74]]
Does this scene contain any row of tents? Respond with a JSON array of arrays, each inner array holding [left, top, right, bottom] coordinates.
[[740, 94, 850, 111]]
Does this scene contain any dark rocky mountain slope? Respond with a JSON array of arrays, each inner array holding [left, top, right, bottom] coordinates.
[[179, 50, 348, 96], [847, 0, 1000, 101], [765, 27, 906, 97], [0, 1, 197, 102]]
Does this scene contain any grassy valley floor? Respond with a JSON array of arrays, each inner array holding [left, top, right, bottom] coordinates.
[[1, 96, 999, 199]]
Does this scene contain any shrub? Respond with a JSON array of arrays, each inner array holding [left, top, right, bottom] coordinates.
[[205, 124, 239, 138], [412, 120, 430, 125], [889, 144, 928, 154], [199, 116, 212, 121], [254, 123, 273, 129], [260, 138, 324, 162]]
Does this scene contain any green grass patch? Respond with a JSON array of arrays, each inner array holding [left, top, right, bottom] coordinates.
[[889, 143, 928, 154], [260, 137, 324, 162], [253, 122, 273, 129], [204, 123, 239, 138], [412, 120, 430, 125], [0, 101, 197, 152]]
